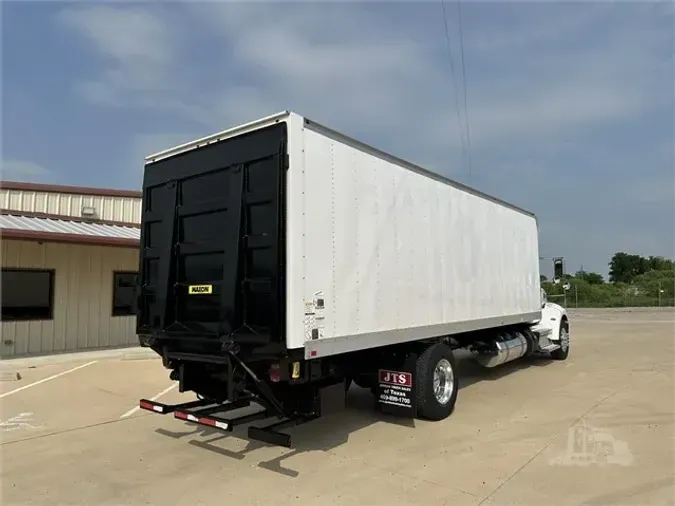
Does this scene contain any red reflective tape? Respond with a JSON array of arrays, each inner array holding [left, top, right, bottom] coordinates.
[[139, 400, 164, 413], [198, 418, 229, 430], [176, 412, 227, 429], [176, 412, 198, 422]]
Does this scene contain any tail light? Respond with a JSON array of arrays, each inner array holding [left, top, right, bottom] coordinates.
[[269, 363, 281, 383]]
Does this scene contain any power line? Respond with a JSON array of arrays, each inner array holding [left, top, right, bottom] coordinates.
[[440, 0, 468, 174], [456, 0, 473, 178]]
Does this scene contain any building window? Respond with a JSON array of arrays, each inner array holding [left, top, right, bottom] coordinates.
[[112, 271, 138, 317], [1, 269, 55, 321]]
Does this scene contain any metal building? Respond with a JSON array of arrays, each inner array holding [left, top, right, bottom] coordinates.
[[0, 181, 142, 358]]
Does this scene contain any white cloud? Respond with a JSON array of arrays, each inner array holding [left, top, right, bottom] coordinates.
[[57, 2, 674, 273], [1, 159, 51, 180], [191, 2, 668, 161], [59, 5, 170, 64], [428, 81, 647, 151], [57, 5, 180, 108], [58, 2, 669, 150]]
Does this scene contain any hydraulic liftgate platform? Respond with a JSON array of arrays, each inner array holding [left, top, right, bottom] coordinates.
[[138, 396, 318, 448]]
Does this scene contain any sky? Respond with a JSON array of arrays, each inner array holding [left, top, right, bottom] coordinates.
[[2, 1, 674, 277]]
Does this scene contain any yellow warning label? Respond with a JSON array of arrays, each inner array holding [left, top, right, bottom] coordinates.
[[188, 284, 213, 295]]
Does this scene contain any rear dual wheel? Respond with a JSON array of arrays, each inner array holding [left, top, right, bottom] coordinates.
[[416, 343, 459, 421]]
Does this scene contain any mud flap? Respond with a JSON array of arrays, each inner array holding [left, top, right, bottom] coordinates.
[[375, 353, 418, 419]]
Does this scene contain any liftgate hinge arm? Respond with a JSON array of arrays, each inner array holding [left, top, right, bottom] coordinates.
[[228, 352, 287, 416]]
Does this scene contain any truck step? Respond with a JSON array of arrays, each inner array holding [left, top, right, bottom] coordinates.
[[248, 414, 319, 448], [537, 328, 553, 338], [175, 407, 270, 432], [539, 343, 561, 352]]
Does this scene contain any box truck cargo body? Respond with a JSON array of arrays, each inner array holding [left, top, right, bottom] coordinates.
[[299, 121, 541, 358], [136, 111, 570, 447]]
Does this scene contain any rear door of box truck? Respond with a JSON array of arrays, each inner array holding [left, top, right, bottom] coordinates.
[[136, 122, 288, 352]]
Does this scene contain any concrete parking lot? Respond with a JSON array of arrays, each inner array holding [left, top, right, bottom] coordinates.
[[1, 308, 673, 505]]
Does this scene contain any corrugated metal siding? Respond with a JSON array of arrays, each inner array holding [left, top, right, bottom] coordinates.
[[1, 240, 139, 358], [0, 189, 142, 223], [0, 214, 140, 239]]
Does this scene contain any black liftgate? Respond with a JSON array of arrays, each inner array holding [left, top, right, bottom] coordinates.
[[136, 122, 288, 354], [135, 123, 299, 445]]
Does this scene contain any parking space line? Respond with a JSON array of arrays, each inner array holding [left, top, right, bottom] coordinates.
[[0, 361, 98, 399], [120, 383, 178, 419]]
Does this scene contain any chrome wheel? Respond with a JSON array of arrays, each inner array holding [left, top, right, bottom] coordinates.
[[433, 358, 455, 405], [560, 327, 570, 351]]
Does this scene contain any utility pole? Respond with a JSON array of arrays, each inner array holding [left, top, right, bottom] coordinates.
[[575, 284, 578, 308]]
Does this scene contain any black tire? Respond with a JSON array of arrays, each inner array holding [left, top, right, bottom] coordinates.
[[415, 343, 459, 421], [550, 320, 570, 360]]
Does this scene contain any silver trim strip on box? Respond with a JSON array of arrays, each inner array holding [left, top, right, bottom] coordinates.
[[303, 311, 542, 359]]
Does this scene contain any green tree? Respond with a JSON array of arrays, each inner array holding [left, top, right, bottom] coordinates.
[[608, 252, 650, 283], [542, 253, 673, 307], [575, 270, 604, 285], [647, 256, 674, 272], [585, 272, 604, 285], [634, 269, 675, 298]]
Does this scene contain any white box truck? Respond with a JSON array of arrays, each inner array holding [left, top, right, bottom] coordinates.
[[136, 111, 570, 447]]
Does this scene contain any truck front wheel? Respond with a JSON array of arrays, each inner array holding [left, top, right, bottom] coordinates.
[[550, 320, 570, 360], [416, 343, 459, 421]]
